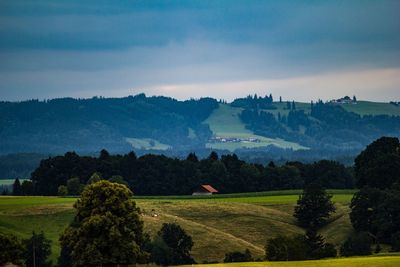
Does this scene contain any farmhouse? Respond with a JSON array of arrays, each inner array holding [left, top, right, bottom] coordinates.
[[192, 184, 218, 196]]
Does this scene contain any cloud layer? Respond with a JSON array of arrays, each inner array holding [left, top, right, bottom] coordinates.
[[0, 0, 399, 101]]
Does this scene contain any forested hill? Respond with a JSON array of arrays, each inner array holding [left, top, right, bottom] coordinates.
[[1, 94, 400, 161], [0, 94, 218, 154]]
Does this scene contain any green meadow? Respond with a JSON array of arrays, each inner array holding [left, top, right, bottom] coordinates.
[[0, 190, 355, 264], [342, 101, 400, 116], [125, 137, 171, 150], [178, 255, 400, 267], [203, 104, 306, 151]]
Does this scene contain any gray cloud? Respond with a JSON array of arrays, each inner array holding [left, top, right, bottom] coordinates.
[[0, 0, 399, 101]]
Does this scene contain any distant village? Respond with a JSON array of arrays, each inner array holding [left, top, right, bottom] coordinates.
[[209, 136, 261, 144]]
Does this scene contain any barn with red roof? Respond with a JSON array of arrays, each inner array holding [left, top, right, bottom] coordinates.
[[192, 184, 218, 196]]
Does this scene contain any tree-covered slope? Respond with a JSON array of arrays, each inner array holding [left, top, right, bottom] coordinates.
[[233, 95, 400, 152], [0, 94, 218, 154], [1, 93, 399, 157]]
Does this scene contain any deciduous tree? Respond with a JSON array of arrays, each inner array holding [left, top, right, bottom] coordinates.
[[0, 233, 25, 266], [59, 180, 148, 267]]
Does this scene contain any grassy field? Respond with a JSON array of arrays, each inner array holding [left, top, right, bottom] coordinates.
[[0, 190, 355, 264], [125, 137, 171, 150], [267, 101, 400, 117], [177, 255, 400, 267], [203, 104, 306, 151], [342, 101, 400, 116], [0, 179, 29, 186]]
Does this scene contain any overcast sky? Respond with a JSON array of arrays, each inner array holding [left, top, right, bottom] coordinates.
[[0, 0, 399, 102]]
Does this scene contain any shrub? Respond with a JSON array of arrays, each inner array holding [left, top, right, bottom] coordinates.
[[151, 223, 195, 266], [340, 232, 372, 256], [266, 235, 308, 261], [57, 185, 68, 196], [0, 233, 25, 266], [224, 249, 253, 263], [391, 232, 400, 251]]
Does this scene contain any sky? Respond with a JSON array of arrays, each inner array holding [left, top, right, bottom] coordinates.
[[0, 0, 399, 102]]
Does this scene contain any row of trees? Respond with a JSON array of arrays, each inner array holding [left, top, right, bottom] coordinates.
[[27, 150, 353, 196]]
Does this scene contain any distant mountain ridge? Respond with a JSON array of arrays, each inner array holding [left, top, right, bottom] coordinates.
[[1, 93, 400, 158]]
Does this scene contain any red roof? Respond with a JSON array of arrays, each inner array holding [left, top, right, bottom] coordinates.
[[200, 184, 218, 193]]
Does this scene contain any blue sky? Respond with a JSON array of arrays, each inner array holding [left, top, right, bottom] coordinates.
[[0, 0, 399, 101]]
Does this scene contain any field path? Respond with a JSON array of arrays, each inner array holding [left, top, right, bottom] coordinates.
[[162, 212, 265, 253]]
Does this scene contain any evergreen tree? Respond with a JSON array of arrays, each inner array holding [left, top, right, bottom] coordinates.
[[208, 151, 219, 161], [12, 178, 22, 196], [24, 231, 52, 267], [186, 152, 199, 162], [21, 180, 34, 195], [294, 183, 336, 229], [66, 177, 82, 195], [305, 230, 336, 259]]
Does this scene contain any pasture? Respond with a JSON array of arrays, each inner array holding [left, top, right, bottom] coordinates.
[[178, 255, 400, 267], [0, 190, 354, 263], [125, 137, 171, 150], [342, 101, 400, 116], [203, 104, 305, 151]]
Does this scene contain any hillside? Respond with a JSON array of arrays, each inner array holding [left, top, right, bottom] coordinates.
[[0, 94, 218, 154], [1, 94, 400, 174], [204, 104, 306, 151], [0, 191, 354, 263], [178, 256, 400, 267]]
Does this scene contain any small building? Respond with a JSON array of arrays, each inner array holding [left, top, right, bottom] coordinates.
[[192, 184, 218, 196]]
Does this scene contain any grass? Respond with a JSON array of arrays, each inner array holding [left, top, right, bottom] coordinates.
[[0, 179, 29, 185], [203, 104, 306, 151], [177, 255, 400, 267], [342, 101, 400, 116], [125, 137, 171, 150], [0, 190, 355, 263]]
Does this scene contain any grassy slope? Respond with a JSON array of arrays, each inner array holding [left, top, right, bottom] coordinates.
[[0, 191, 353, 263], [270, 101, 400, 117], [342, 101, 400, 116], [0, 179, 29, 185], [202, 101, 399, 152], [203, 104, 306, 151], [178, 256, 400, 267], [125, 137, 171, 150]]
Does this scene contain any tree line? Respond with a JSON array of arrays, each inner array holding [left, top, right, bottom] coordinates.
[[13, 149, 355, 196]]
